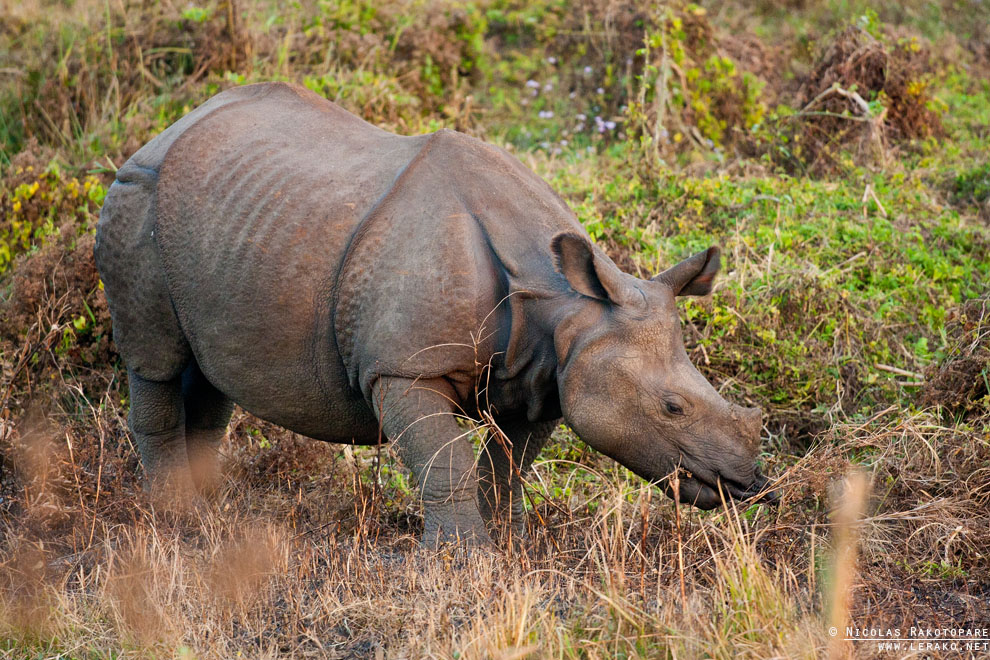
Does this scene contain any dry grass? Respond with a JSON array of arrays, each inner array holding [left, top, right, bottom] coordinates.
[[0, 341, 986, 657], [2, 0, 989, 656], [0, 424, 824, 658]]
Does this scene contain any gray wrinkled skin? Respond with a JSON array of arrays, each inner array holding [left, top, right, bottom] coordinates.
[[95, 82, 775, 545]]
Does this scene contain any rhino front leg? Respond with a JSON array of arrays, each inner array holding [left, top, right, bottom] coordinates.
[[128, 369, 196, 508], [477, 417, 556, 539], [372, 377, 489, 546]]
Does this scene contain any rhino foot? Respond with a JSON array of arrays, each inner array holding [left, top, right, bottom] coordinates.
[[421, 503, 493, 548]]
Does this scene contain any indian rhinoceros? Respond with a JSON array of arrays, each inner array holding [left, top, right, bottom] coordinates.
[[95, 82, 776, 544]]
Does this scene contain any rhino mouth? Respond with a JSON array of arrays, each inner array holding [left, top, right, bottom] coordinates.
[[673, 467, 779, 510]]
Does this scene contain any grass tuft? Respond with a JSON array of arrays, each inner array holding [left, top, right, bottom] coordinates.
[[2, 0, 989, 656]]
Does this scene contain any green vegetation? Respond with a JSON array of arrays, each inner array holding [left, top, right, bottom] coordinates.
[[1, 0, 988, 657]]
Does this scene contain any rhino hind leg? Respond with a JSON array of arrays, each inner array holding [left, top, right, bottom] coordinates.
[[182, 361, 234, 495], [95, 166, 192, 383], [128, 368, 198, 508], [477, 417, 555, 540], [372, 377, 489, 546]]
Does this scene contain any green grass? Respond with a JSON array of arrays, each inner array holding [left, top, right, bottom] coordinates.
[[2, 0, 989, 657]]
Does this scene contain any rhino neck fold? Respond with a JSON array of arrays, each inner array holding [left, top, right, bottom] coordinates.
[[486, 292, 576, 423]]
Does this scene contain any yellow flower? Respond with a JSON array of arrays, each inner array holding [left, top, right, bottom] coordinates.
[[12, 200, 21, 213]]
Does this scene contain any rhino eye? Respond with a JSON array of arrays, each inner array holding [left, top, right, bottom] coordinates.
[[665, 401, 684, 416]]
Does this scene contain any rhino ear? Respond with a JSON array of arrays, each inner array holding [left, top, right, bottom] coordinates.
[[550, 232, 628, 304], [654, 246, 721, 297]]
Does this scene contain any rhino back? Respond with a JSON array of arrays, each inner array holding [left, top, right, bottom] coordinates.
[[153, 82, 426, 438]]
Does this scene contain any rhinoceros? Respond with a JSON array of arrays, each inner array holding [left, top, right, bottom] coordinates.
[[95, 82, 775, 544]]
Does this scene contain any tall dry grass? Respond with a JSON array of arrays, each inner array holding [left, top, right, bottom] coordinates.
[[0, 444, 829, 658], [3, 371, 985, 657], [2, 0, 989, 656]]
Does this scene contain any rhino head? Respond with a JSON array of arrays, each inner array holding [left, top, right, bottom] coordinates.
[[550, 233, 777, 509]]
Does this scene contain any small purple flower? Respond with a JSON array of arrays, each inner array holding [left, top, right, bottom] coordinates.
[[577, 113, 587, 121], [543, 82, 553, 92], [547, 56, 557, 64], [575, 123, 585, 132], [583, 66, 593, 75], [526, 80, 540, 89], [660, 128, 670, 140], [596, 87, 605, 95], [568, 91, 577, 99], [560, 139, 568, 146], [538, 110, 555, 119], [605, 120, 616, 130], [706, 138, 714, 148]]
